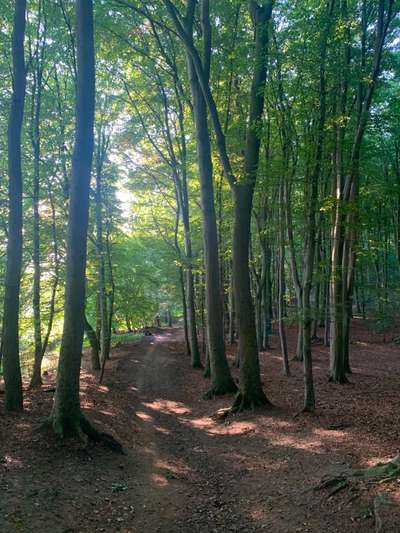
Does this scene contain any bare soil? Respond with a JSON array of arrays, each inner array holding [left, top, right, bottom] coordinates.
[[0, 320, 399, 532]]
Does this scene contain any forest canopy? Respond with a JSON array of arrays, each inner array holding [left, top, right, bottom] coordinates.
[[0, 0, 399, 437], [0, 1, 400, 531]]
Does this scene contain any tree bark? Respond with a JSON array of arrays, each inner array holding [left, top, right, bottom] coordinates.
[[232, 2, 273, 410], [2, 0, 27, 411], [29, 5, 46, 388], [84, 316, 100, 371], [49, 0, 96, 438], [301, 0, 335, 411], [185, 2, 236, 394], [278, 181, 290, 376]]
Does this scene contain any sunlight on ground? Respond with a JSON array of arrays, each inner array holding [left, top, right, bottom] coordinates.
[[154, 425, 171, 435], [313, 427, 347, 440], [136, 411, 154, 422], [143, 399, 191, 416], [1, 455, 23, 467], [151, 473, 169, 487], [98, 409, 115, 417]]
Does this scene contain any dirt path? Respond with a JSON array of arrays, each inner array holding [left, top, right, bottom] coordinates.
[[1, 325, 399, 532]]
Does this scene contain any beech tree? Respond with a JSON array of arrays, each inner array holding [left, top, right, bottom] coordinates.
[[164, 0, 274, 410], [2, 0, 27, 412], [0, 0, 398, 428], [49, 0, 96, 437]]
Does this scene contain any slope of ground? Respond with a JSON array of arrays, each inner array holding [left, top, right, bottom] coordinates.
[[0, 321, 399, 532]]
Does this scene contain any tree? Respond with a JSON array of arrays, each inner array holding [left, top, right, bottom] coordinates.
[[329, 0, 395, 383], [49, 0, 96, 438], [164, 0, 274, 410], [29, 0, 47, 388], [183, 0, 236, 395], [2, 0, 27, 412]]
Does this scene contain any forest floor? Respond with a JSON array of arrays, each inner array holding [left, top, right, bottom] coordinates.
[[0, 320, 399, 532]]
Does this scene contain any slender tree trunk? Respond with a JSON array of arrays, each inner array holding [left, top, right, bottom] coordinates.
[[84, 316, 100, 371], [278, 182, 290, 376], [29, 13, 46, 388], [330, 0, 394, 382], [185, 3, 236, 394], [95, 149, 109, 364], [179, 266, 190, 356], [105, 222, 115, 361], [262, 248, 272, 350], [228, 264, 236, 345], [2, 0, 27, 411], [49, 0, 96, 438], [284, 178, 303, 362], [301, 0, 334, 410], [183, 214, 201, 367], [30, 180, 60, 387]]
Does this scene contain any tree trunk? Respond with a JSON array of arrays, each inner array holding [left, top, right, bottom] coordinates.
[[31, 180, 60, 383], [164, 0, 273, 408], [228, 272, 236, 345], [84, 316, 100, 371], [179, 266, 190, 356], [262, 249, 272, 350], [2, 0, 27, 411], [29, 12, 46, 388], [329, 0, 394, 381], [232, 188, 269, 409], [185, 3, 235, 394], [49, 0, 96, 438], [278, 182, 290, 376]]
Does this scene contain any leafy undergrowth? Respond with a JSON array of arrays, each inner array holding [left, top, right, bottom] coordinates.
[[0, 321, 399, 532], [0, 330, 144, 380]]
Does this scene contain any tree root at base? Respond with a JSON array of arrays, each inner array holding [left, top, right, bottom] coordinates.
[[44, 414, 125, 454], [316, 456, 400, 497], [203, 381, 238, 400], [293, 405, 315, 418], [328, 374, 350, 384], [230, 390, 272, 413]]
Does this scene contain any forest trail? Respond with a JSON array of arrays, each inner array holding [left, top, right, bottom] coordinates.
[[1, 325, 399, 532]]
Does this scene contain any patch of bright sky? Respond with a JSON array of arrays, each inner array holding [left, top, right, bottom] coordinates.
[[110, 141, 143, 233]]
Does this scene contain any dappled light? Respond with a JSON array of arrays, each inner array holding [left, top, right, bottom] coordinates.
[[0, 0, 399, 531], [143, 399, 191, 416]]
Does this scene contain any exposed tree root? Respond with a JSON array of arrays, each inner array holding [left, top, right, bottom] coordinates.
[[316, 456, 400, 497], [45, 413, 125, 454], [328, 374, 350, 384], [230, 389, 272, 413], [203, 380, 238, 400]]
